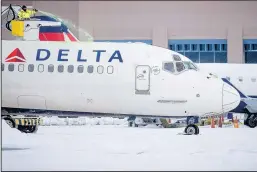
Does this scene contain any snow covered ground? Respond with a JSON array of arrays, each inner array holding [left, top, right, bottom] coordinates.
[[2, 120, 257, 171]]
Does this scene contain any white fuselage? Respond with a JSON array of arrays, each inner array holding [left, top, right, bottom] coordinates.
[[1, 41, 240, 117], [198, 63, 257, 98]]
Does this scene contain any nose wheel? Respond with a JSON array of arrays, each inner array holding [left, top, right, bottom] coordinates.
[[184, 124, 200, 135]]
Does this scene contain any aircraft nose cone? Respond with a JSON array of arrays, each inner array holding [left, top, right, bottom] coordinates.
[[222, 82, 241, 112]]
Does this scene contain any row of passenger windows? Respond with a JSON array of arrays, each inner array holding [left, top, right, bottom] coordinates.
[[1, 63, 114, 74], [226, 76, 256, 82]]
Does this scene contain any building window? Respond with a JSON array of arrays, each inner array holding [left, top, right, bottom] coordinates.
[[8, 63, 14, 72], [58, 65, 64, 73], [191, 44, 198, 51], [77, 65, 84, 73], [184, 44, 190, 51], [214, 44, 220, 51], [244, 40, 257, 64], [251, 77, 256, 82], [200, 52, 214, 63], [207, 44, 212, 51], [168, 39, 227, 63], [107, 66, 114, 74], [252, 44, 257, 50], [170, 44, 175, 51], [68, 65, 74, 73], [221, 44, 227, 51], [177, 44, 183, 51], [18, 64, 24, 72], [2, 63, 4, 71], [200, 44, 205, 51], [28, 64, 34, 72], [87, 65, 94, 73], [38, 64, 44, 73]]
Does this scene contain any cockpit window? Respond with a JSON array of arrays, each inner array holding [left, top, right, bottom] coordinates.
[[183, 61, 198, 71], [175, 62, 185, 72], [173, 54, 181, 61], [163, 62, 175, 73]]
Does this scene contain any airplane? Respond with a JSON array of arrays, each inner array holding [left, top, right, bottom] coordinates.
[[1, 4, 241, 135], [196, 63, 257, 128]]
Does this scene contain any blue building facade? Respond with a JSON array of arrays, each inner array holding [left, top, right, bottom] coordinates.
[[168, 39, 227, 63], [94, 39, 257, 64]]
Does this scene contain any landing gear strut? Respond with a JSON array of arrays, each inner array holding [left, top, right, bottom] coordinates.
[[184, 124, 200, 135], [244, 114, 257, 128]]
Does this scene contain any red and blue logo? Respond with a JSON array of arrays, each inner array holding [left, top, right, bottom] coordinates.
[[5, 48, 26, 63], [5, 48, 124, 63]]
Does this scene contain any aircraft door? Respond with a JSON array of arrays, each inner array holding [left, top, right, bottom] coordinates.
[[135, 65, 150, 95]]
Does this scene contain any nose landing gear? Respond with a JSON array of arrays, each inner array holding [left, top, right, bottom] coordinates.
[[184, 124, 200, 135]]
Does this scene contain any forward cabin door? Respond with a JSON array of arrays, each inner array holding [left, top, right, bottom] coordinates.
[[135, 65, 150, 95]]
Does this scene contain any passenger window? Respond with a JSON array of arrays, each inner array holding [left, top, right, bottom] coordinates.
[[107, 66, 114, 74], [226, 76, 230, 81], [87, 65, 94, 73], [97, 65, 104, 74], [58, 65, 64, 73], [176, 62, 185, 72], [238, 77, 243, 82], [68, 65, 74, 73], [8, 63, 14, 72], [48, 64, 54, 73], [77, 65, 84, 73], [251, 77, 256, 82], [18, 64, 24, 72], [28, 64, 34, 72], [173, 54, 181, 61], [38, 64, 44, 73], [163, 62, 175, 73], [2, 63, 4, 71]]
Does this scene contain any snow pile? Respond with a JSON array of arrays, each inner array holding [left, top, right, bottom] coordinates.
[[41, 116, 128, 126], [2, 122, 257, 171]]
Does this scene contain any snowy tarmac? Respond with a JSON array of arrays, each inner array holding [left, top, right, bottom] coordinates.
[[2, 120, 257, 171]]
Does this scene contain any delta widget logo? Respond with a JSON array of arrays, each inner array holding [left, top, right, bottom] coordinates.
[[5, 48, 26, 62]]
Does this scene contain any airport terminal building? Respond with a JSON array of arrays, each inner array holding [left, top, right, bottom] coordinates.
[[3, 1, 257, 64]]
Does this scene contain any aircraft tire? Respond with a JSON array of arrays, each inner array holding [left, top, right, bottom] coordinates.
[[184, 124, 199, 135], [17, 125, 38, 133], [245, 114, 257, 128], [133, 122, 138, 127], [4, 117, 16, 128], [128, 121, 133, 127]]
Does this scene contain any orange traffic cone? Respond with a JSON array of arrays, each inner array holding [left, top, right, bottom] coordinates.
[[211, 116, 215, 128], [234, 116, 239, 128]]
